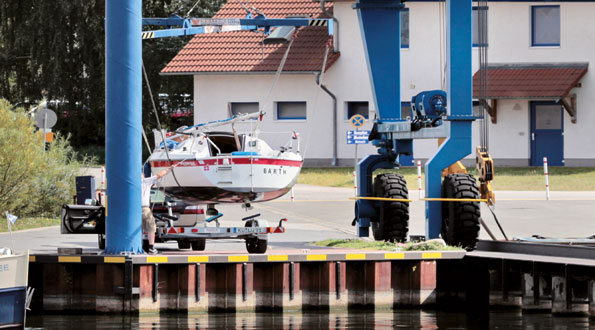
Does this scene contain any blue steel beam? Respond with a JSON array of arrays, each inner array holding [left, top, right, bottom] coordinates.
[[425, 0, 473, 239], [105, 0, 144, 254], [353, 0, 404, 123], [141, 17, 333, 40]]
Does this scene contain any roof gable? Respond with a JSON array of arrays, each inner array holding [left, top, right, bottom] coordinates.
[[162, 0, 339, 75]]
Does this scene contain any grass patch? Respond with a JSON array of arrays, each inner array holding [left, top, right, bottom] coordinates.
[[0, 218, 60, 233], [314, 238, 396, 250], [313, 239, 463, 251], [298, 167, 595, 191]]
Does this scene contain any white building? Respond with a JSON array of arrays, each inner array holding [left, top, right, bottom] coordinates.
[[162, 0, 593, 167]]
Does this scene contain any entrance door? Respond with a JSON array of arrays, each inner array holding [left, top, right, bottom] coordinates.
[[530, 101, 564, 166]]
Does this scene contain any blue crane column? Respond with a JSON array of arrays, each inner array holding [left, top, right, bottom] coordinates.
[[105, 0, 144, 254], [424, 0, 473, 239], [353, 0, 473, 240]]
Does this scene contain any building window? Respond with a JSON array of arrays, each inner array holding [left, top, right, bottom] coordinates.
[[472, 6, 488, 47], [230, 102, 259, 116], [401, 8, 409, 49], [277, 102, 307, 120], [401, 102, 412, 119], [347, 102, 369, 120], [532, 5, 560, 47]]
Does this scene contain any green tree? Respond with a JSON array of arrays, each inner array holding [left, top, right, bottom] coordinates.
[[0, 99, 86, 217], [0, 0, 225, 159]]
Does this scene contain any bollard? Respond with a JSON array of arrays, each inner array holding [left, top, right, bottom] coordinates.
[[290, 187, 295, 203], [101, 166, 106, 190], [353, 171, 357, 196], [417, 160, 423, 199], [543, 157, 550, 200]]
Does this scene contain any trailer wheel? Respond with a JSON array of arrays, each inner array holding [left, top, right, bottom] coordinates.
[[441, 173, 481, 250], [178, 240, 191, 250], [372, 173, 409, 242], [245, 237, 267, 254], [244, 220, 267, 253], [191, 239, 206, 251], [98, 234, 106, 250]]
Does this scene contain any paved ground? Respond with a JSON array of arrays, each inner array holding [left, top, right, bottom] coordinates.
[[1, 184, 594, 254]]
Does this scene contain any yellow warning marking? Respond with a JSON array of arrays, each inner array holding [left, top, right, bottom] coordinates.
[[188, 256, 209, 263], [269, 199, 352, 203], [309, 19, 328, 27], [228, 255, 249, 262], [306, 254, 327, 261], [350, 196, 412, 202], [29, 256, 36, 262], [104, 257, 125, 264], [147, 256, 168, 263], [384, 252, 405, 259], [346, 253, 366, 260], [267, 255, 288, 262], [59, 256, 81, 263], [422, 252, 443, 259], [142, 31, 155, 39]]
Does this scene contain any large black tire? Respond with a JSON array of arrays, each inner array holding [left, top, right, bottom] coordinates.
[[372, 173, 409, 242], [441, 174, 481, 250], [191, 239, 206, 251], [178, 240, 191, 250]]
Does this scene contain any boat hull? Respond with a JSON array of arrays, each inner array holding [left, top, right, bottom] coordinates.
[[150, 156, 302, 204]]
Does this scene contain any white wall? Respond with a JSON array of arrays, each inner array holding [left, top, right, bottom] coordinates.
[[194, 74, 335, 161], [192, 1, 595, 166]]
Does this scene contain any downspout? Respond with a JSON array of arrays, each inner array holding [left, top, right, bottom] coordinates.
[[317, 73, 338, 166], [320, 0, 339, 53], [320, 0, 339, 165]]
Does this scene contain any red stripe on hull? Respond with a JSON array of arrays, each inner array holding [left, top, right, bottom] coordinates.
[[151, 158, 302, 168]]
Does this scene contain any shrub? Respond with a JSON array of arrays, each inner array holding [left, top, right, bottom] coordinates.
[[0, 99, 88, 217]]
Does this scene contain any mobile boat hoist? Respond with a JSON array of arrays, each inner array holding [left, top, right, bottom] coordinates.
[[351, 0, 496, 250]]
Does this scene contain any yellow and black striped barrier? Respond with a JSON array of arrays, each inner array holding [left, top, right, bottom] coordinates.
[[29, 251, 464, 265], [142, 31, 155, 39], [309, 19, 328, 27]]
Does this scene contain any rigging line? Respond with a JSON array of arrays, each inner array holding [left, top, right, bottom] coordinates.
[[141, 127, 152, 157], [438, 0, 446, 90], [260, 38, 295, 114], [479, 0, 490, 151], [141, 61, 186, 191], [252, 37, 295, 136], [301, 44, 331, 160]]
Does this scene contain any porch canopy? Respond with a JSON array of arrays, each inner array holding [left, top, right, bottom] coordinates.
[[472, 62, 588, 123]]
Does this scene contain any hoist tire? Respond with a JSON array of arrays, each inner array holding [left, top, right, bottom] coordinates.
[[372, 173, 409, 242], [441, 174, 481, 250]]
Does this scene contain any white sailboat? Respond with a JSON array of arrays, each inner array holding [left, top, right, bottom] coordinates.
[[147, 112, 303, 205]]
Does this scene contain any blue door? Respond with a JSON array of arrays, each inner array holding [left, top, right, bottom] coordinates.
[[530, 101, 564, 166]]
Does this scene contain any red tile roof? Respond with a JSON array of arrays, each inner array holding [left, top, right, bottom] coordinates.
[[162, 0, 339, 74], [473, 63, 588, 99]]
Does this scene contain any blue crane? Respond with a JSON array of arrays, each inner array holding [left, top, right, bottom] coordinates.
[[352, 0, 485, 250], [104, 1, 334, 254], [103, 0, 486, 254]]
